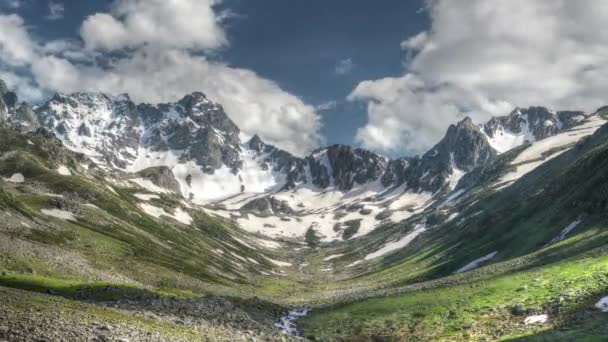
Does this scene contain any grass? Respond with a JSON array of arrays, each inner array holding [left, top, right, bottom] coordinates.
[[301, 247, 608, 341], [1, 124, 608, 340], [0, 273, 170, 301]]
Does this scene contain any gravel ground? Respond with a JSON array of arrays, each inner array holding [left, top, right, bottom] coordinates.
[[0, 286, 301, 342]]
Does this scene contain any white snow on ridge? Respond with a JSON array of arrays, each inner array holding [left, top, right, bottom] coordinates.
[[495, 115, 606, 189], [364, 224, 426, 260], [513, 115, 606, 165], [482, 111, 535, 154], [455, 251, 498, 274]]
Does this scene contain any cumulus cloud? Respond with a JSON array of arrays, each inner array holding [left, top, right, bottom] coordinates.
[[334, 58, 354, 75], [0, 15, 37, 66], [0, 0, 323, 156], [352, 0, 608, 155], [80, 0, 227, 51], [29, 49, 321, 155]]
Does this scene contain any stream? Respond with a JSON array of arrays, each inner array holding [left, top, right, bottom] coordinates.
[[275, 307, 309, 336]]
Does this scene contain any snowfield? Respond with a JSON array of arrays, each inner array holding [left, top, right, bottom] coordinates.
[[496, 115, 606, 188], [220, 181, 433, 241]]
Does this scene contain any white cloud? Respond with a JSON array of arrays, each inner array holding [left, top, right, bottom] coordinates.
[[334, 58, 354, 75], [80, 0, 227, 51], [352, 0, 608, 155], [316, 100, 337, 111], [0, 14, 37, 66], [0, 1, 323, 156], [29, 49, 322, 155], [46, 1, 64, 20]]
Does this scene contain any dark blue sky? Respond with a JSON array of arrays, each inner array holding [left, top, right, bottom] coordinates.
[[4, 0, 428, 147]]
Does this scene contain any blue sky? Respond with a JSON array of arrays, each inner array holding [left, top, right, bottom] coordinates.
[[0, 1, 606, 157], [220, 0, 428, 145], [2, 0, 426, 149]]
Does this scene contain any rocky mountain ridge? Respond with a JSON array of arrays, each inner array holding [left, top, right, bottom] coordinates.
[[0, 80, 592, 204]]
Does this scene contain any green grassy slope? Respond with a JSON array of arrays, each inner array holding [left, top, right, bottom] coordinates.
[[1, 121, 608, 341], [299, 123, 608, 340]]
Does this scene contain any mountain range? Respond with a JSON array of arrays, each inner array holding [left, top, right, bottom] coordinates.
[[1, 78, 608, 341]]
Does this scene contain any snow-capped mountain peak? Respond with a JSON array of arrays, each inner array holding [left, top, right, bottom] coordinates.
[[481, 106, 587, 154]]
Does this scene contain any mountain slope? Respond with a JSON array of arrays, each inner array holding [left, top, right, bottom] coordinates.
[[1, 79, 608, 341]]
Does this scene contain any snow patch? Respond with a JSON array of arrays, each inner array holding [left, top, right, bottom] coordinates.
[[41, 209, 76, 221], [440, 189, 465, 207], [547, 220, 582, 245], [364, 224, 426, 260], [3, 173, 24, 183], [455, 251, 498, 274], [138, 203, 192, 225], [524, 314, 548, 325], [346, 260, 363, 268], [56, 165, 72, 176], [172, 208, 193, 225], [264, 256, 292, 267], [595, 296, 608, 312], [446, 212, 459, 222], [105, 185, 118, 195], [323, 254, 344, 261], [130, 178, 171, 194], [133, 193, 160, 201]]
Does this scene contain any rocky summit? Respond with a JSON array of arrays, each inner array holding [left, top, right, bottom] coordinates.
[[1, 77, 608, 341]]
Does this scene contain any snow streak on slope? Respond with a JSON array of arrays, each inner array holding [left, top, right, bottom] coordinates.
[[496, 115, 606, 188], [364, 224, 426, 260], [455, 251, 498, 274]]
